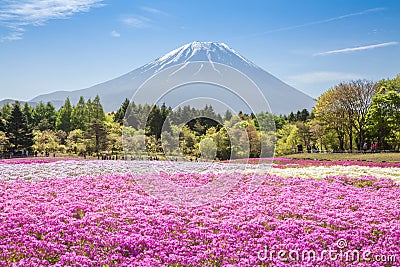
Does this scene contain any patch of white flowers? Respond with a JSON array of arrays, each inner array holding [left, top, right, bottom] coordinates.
[[0, 160, 398, 183], [0, 160, 268, 181], [271, 165, 400, 182]]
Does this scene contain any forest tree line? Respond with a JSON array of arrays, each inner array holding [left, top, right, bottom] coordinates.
[[276, 75, 400, 154], [0, 74, 399, 158]]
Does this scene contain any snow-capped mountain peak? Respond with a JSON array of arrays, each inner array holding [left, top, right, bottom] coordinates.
[[144, 41, 258, 73]]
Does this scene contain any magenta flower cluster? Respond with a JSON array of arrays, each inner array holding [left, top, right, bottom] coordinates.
[[0, 168, 399, 266]]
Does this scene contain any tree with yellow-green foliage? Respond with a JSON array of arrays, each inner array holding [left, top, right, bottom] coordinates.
[[366, 75, 400, 150]]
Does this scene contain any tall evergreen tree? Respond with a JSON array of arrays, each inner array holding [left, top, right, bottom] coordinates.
[[6, 102, 34, 151], [0, 110, 4, 132], [45, 102, 57, 129], [224, 110, 233, 121], [22, 103, 34, 127], [92, 95, 105, 121], [71, 96, 87, 130], [114, 98, 130, 125], [124, 101, 139, 129], [56, 97, 73, 133], [86, 119, 108, 155], [33, 102, 46, 127], [33, 102, 57, 130], [146, 105, 163, 139], [86, 98, 94, 124], [1, 103, 11, 121], [160, 103, 171, 133]]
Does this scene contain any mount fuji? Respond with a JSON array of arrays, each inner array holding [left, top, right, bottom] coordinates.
[[29, 42, 315, 115]]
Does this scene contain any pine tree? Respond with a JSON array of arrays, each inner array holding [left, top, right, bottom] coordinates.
[[92, 95, 105, 121], [146, 105, 163, 139], [160, 103, 171, 133], [6, 102, 34, 151], [56, 97, 73, 133], [33, 102, 57, 130], [86, 119, 108, 155], [1, 103, 12, 121], [114, 98, 130, 125], [22, 103, 34, 127], [224, 110, 233, 121], [33, 102, 46, 128], [0, 110, 4, 132], [71, 96, 87, 130], [45, 102, 57, 129], [86, 98, 94, 124]]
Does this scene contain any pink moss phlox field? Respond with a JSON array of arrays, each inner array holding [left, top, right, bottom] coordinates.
[[1, 171, 399, 266]]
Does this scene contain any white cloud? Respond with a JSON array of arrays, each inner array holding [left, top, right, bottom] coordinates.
[[288, 71, 363, 84], [243, 7, 385, 37], [110, 30, 120, 38], [0, 0, 105, 41], [121, 15, 151, 28], [140, 6, 168, 16], [314, 42, 399, 56]]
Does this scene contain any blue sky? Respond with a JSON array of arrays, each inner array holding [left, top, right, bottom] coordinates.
[[0, 0, 399, 101]]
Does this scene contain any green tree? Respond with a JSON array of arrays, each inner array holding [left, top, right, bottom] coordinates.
[[334, 80, 376, 150], [6, 102, 34, 151], [223, 110, 233, 121], [314, 88, 347, 151], [33, 130, 60, 153], [296, 121, 312, 149], [0, 131, 9, 152], [160, 103, 172, 133], [92, 95, 106, 121], [122, 127, 146, 158], [146, 105, 163, 139], [66, 129, 86, 154], [71, 96, 87, 130], [33, 102, 57, 130], [114, 98, 130, 125], [179, 125, 197, 157], [199, 137, 216, 160], [124, 101, 139, 129], [106, 119, 122, 155], [246, 122, 261, 158], [86, 119, 108, 155], [255, 112, 277, 132], [298, 109, 310, 122], [366, 76, 400, 149], [86, 98, 94, 124], [55, 130, 68, 146], [213, 127, 231, 160], [145, 135, 161, 157], [56, 97, 73, 133], [275, 123, 299, 155], [22, 103, 34, 127], [0, 111, 4, 132], [1, 104, 11, 121]]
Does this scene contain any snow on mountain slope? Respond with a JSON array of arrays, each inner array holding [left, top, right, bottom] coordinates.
[[143, 42, 258, 73]]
